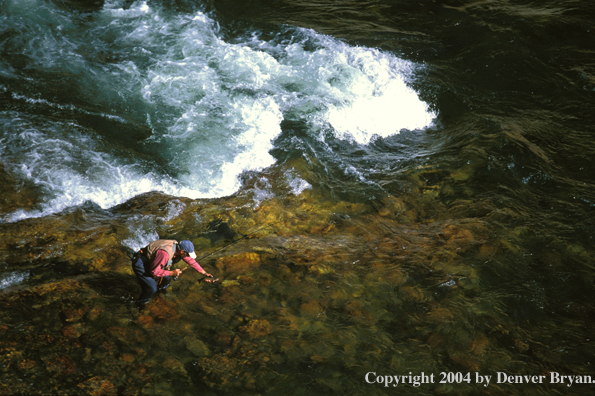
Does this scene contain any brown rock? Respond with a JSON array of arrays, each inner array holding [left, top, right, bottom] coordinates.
[[86, 305, 102, 321], [300, 301, 323, 317], [514, 339, 529, 352], [137, 315, 154, 328], [45, 354, 77, 375], [426, 307, 454, 323], [400, 286, 431, 302], [17, 359, 37, 370], [146, 298, 180, 322], [130, 365, 148, 378], [216, 252, 262, 275], [426, 332, 445, 349], [77, 376, 117, 396], [62, 324, 85, 338], [184, 336, 211, 357], [162, 357, 188, 376], [61, 307, 87, 322], [470, 333, 490, 355], [449, 351, 481, 372], [240, 319, 271, 339], [120, 353, 135, 363]]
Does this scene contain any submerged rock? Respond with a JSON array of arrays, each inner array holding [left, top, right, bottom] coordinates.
[[62, 323, 86, 338], [216, 252, 262, 275], [184, 336, 211, 357], [77, 377, 117, 396], [240, 319, 272, 339], [0, 158, 586, 396], [162, 356, 188, 376]]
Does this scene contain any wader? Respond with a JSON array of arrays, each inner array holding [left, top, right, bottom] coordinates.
[[131, 248, 172, 306]]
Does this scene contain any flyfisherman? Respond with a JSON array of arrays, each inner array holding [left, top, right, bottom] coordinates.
[[131, 239, 214, 306]]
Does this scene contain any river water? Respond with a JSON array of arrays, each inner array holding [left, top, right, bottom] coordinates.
[[0, 0, 594, 394]]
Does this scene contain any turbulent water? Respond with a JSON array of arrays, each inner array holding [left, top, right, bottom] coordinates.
[[1, 0, 595, 394], [0, 0, 434, 222]]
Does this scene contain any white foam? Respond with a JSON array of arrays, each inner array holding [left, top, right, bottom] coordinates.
[[326, 77, 435, 144], [0, 271, 29, 291], [104, 0, 151, 17], [138, 17, 434, 195], [289, 177, 312, 196], [11, 93, 128, 123], [122, 221, 160, 252], [251, 177, 275, 208], [0, 113, 199, 222], [272, 35, 436, 144], [0, 4, 435, 222]]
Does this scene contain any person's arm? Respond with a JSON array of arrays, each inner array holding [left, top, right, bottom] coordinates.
[[182, 256, 212, 277], [151, 250, 181, 277]]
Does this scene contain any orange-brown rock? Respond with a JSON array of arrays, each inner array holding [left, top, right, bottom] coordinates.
[[470, 333, 490, 355], [400, 285, 431, 302], [137, 315, 154, 328], [240, 319, 271, 339], [478, 243, 498, 258], [62, 324, 85, 338], [162, 357, 188, 376], [444, 225, 475, 251], [300, 300, 323, 317], [514, 339, 529, 352], [130, 365, 148, 378], [216, 252, 262, 275], [146, 297, 180, 322], [119, 353, 135, 362], [77, 376, 117, 396], [449, 351, 481, 372], [86, 305, 102, 321], [426, 307, 454, 323], [45, 353, 77, 375], [61, 306, 87, 322]]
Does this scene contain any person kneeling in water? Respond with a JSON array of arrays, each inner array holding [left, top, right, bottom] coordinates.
[[131, 239, 213, 306]]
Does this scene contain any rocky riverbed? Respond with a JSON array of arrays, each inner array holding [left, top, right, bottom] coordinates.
[[2, 158, 592, 395]]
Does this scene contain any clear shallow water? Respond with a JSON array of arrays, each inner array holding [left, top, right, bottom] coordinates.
[[1, 0, 595, 395]]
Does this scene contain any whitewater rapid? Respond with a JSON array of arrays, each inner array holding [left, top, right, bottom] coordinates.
[[0, 0, 435, 222]]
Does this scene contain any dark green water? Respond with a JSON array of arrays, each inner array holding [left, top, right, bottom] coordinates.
[[1, 0, 594, 395]]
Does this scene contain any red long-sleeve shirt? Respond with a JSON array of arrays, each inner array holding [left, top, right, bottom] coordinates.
[[150, 249, 206, 278]]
